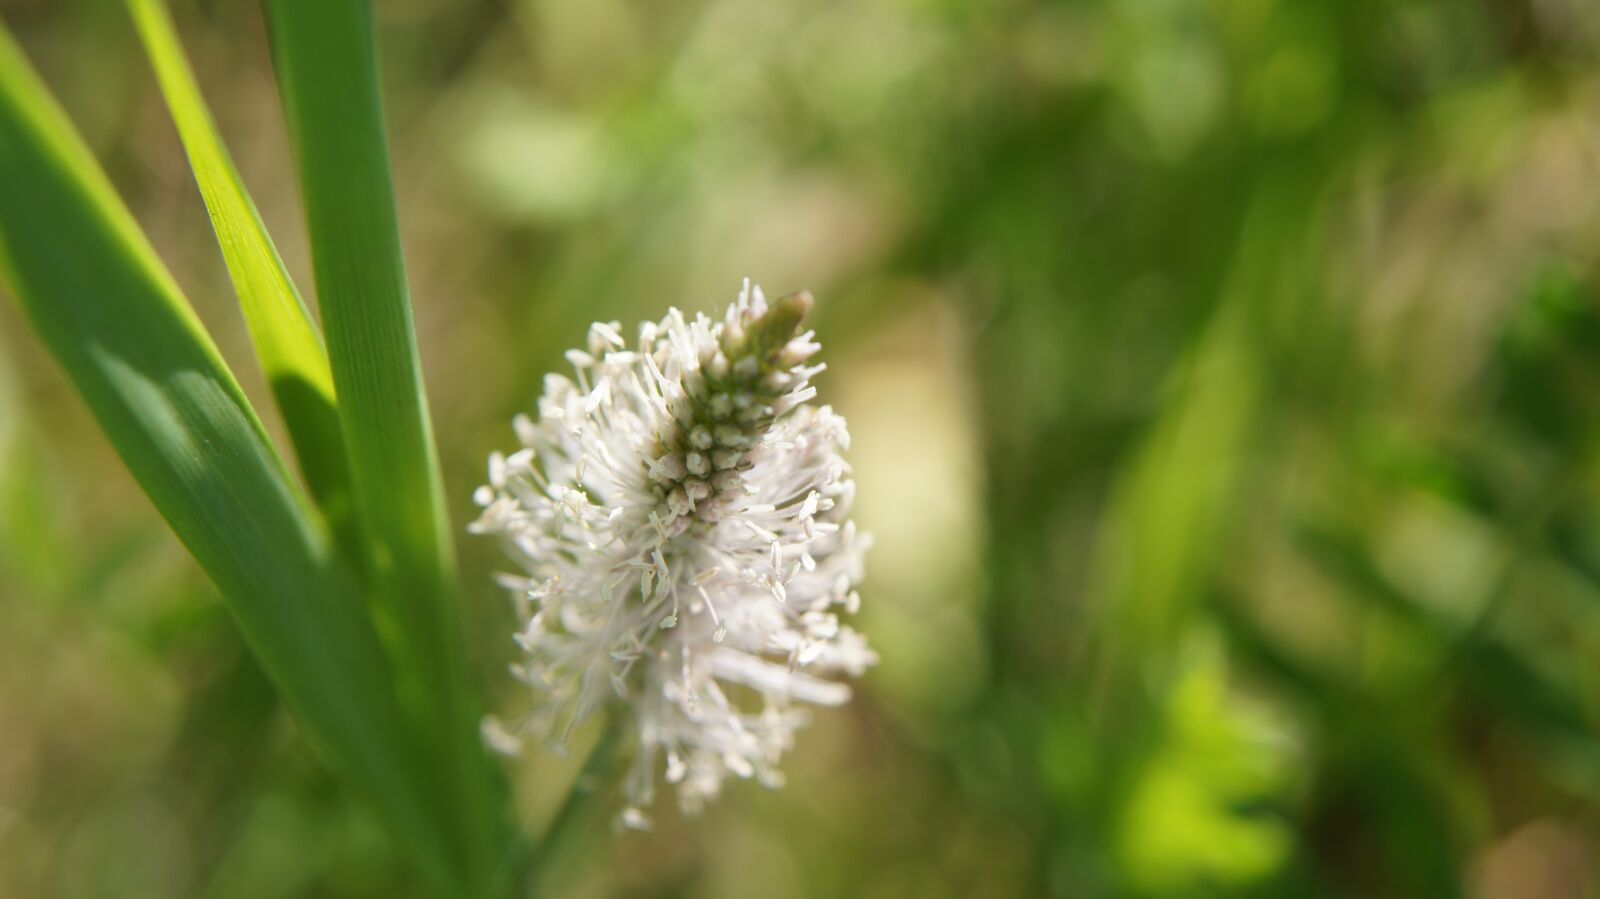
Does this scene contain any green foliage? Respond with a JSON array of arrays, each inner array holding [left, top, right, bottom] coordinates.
[[4, 0, 1600, 896], [1114, 641, 1290, 893], [125, 0, 354, 556], [0, 22, 460, 894], [260, 0, 507, 891]]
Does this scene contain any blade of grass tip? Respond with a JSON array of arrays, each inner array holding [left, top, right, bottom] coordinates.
[[259, 0, 509, 891], [0, 24, 464, 894], [125, 0, 358, 560]]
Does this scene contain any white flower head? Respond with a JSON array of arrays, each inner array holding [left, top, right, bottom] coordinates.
[[472, 279, 875, 823]]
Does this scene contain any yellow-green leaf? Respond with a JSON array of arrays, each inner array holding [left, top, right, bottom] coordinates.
[[126, 0, 356, 553]]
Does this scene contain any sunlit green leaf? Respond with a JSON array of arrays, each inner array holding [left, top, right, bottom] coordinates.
[[125, 0, 356, 557], [260, 0, 509, 891], [0, 23, 458, 893]]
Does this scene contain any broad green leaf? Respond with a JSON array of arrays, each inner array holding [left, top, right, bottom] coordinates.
[[0, 24, 461, 893], [260, 0, 509, 891], [0, 334, 64, 594], [125, 0, 357, 556]]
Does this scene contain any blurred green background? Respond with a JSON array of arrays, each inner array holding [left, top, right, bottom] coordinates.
[[4, 0, 1600, 896]]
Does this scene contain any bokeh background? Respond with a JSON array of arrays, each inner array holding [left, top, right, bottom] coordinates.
[[4, 0, 1600, 896]]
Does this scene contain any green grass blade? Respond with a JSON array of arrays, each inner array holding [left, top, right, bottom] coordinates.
[[260, 0, 508, 890], [0, 24, 462, 892], [125, 0, 357, 556]]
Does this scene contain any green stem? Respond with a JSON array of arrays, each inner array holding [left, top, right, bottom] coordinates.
[[517, 715, 626, 896]]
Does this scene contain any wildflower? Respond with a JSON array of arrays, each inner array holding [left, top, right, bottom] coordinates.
[[472, 280, 875, 822]]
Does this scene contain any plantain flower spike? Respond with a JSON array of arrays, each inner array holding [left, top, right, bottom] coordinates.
[[471, 279, 875, 824]]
